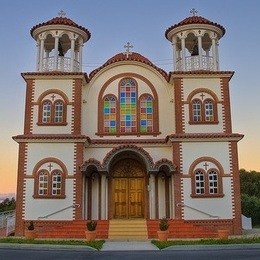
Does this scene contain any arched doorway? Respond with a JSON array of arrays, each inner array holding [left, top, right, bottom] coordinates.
[[111, 159, 145, 219]]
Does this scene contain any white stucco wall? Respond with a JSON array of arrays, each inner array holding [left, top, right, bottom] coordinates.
[[182, 177, 233, 219], [82, 63, 175, 138], [26, 143, 75, 175], [181, 142, 230, 174], [24, 179, 75, 220]]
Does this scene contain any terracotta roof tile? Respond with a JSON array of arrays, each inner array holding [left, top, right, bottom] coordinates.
[[30, 17, 91, 39], [89, 52, 168, 81], [13, 134, 90, 141], [90, 138, 167, 145], [165, 15, 225, 37], [21, 71, 89, 82], [168, 133, 244, 140]]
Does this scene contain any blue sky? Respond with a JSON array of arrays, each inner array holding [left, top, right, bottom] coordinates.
[[0, 0, 259, 197]]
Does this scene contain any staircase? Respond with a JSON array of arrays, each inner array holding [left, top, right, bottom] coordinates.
[[37, 219, 217, 239], [108, 219, 148, 240], [37, 220, 109, 239], [147, 219, 217, 239]]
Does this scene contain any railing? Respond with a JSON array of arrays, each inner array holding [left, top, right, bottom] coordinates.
[[176, 55, 214, 71], [0, 210, 15, 228], [42, 57, 80, 72], [0, 210, 15, 236], [38, 204, 80, 219], [177, 203, 219, 219]]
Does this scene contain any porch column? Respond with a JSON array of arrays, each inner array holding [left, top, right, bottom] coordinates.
[[149, 174, 156, 219], [101, 174, 107, 219]]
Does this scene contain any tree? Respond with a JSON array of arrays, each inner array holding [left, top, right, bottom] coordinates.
[[0, 197, 16, 212], [240, 169, 260, 226]]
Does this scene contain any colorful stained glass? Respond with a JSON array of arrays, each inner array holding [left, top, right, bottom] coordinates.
[[103, 96, 116, 133], [120, 79, 137, 132], [140, 95, 153, 132], [192, 100, 202, 122], [42, 101, 51, 123]]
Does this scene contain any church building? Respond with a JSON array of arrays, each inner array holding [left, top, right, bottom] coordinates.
[[13, 10, 244, 239]]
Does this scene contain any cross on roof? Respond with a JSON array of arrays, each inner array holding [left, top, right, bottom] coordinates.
[[123, 42, 133, 58], [58, 10, 66, 17], [190, 8, 198, 16]]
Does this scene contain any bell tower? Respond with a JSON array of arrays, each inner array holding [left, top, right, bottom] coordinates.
[[166, 10, 243, 235], [30, 10, 91, 72], [165, 8, 225, 71]]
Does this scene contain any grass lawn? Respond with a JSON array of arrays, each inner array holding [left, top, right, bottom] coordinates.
[[0, 237, 105, 250], [152, 236, 260, 249]]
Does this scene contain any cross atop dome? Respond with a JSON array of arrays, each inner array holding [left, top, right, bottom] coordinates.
[[123, 42, 133, 58], [58, 10, 66, 18], [190, 8, 198, 16]]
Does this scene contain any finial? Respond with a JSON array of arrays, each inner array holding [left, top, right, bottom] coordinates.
[[190, 8, 198, 16], [123, 42, 133, 58], [58, 10, 66, 18]]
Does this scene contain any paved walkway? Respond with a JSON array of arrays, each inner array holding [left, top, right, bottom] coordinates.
[[101, 240, 159, 251]]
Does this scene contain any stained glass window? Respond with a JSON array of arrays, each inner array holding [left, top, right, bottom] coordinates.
[[120, 79, 137, 133], [140, 95, 153, 132], [103, 96, 117, 133], [204, 99, 214, 121], [42, 101, 51, 123], [54, 101, 63, 123], [192, 100, 202, 122]]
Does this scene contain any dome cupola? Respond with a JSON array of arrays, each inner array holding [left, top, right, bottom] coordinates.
[[30, 10, 91, 72], [165, 9, 225, 71]]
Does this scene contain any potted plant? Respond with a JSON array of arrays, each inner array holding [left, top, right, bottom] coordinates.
[[85, 220, 97, 241], [157, 217, 169, 241], [24, 221, 36, 240]]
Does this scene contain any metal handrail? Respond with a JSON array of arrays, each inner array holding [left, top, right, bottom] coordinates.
[[177, 202, 219, 219], [38, 204, 80, 219]]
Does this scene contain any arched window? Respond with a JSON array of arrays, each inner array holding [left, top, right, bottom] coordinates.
[[191, 168, 223, 198], [38, 171, 48, 195], [140, 94, 153, 133], [189, 92, 218, 124], [99, 77, 158, 136], [42, 101, 52, 123], [208, 170, 218, 194], [204, 99, 214, 121], [38, 92, 67, 126], [120, 78, 137, 133], [54, 101, 64, 123], [192, 99, 202, 122], [52, 171, 62, 195], [103, 95, 117, 133], [34, 163, 66, 199], [195, 170, 205, 194]]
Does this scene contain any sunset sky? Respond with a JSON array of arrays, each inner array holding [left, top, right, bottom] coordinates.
[[0, 0, 259, 199]]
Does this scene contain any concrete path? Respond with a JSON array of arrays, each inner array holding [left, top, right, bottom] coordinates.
[[101, 240, 159, 251]]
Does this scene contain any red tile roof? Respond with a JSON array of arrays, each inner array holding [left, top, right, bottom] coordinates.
[[21, 71, 89, 82], [13, 134, 90, 141], [165, 15, 225, 38], [168, 133, 244, 140], [30, 17, 91, 39], [89, 52, 168, 80]]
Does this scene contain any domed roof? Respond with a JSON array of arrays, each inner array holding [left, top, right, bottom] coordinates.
[[165, 15, 225, 39], [89, 52, 168, 80], [30, 16, 91, 40]]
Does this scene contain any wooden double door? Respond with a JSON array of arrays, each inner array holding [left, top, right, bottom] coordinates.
[[112, 159, 145, 219]]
